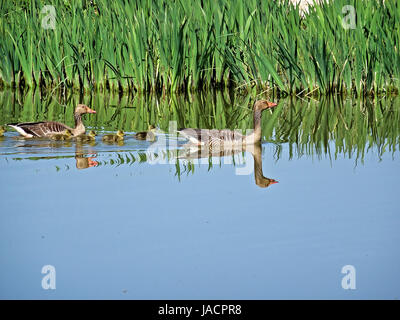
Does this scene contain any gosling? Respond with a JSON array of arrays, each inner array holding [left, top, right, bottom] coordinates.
[[76, 130, 97, 142], [102, 130, 125, 142], [50, 130, 72, 141], [134, 125, 156, 141]]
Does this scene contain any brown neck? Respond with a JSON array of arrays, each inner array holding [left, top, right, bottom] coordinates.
[[253, 110, 262, 142], [244, 109, 263, 144], [252, 143, 275, 188], [74, 114, 82, 126], [73, 113, 85, 136]]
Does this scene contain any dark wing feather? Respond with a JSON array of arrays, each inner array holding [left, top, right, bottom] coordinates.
[[11, 121, 70, 137]]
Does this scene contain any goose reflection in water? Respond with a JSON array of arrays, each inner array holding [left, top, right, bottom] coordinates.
[[176, 142, 278, 189], [10, 138, 98, 170], [75, 144, 98, 169], [4, 133, 276, 185]]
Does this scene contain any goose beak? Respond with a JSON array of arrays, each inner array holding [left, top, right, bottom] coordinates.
[[269, 179, 279, 185], [87, 107, 96, 114], [267, 102, 278, 108], [88, 157, 98, 167]]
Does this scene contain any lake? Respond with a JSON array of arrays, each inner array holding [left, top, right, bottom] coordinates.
[[0, 89, 399, 299]]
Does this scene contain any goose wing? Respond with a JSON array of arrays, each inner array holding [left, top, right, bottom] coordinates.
[[8, 121, 71, 137], [179, 128, 244, 146]]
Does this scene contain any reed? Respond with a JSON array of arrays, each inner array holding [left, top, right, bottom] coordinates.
[[0, 0, 399, 95]]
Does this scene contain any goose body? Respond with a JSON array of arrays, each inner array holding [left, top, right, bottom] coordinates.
[[102, 130, 124, 142], [178, 100, 277, 146], [7, 104, 96, 138]]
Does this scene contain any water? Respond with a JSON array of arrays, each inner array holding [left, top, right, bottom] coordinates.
[[0, 90, 399, 299]]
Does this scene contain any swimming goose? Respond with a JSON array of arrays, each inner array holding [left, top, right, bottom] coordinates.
[[7, 104, 96, 138], [178, 100, 277, 146], [134, 125, 156, 141], [102, 130, 124, 142]]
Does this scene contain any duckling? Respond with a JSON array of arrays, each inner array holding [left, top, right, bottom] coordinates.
[[76, 130, 97, 142], [134, 125, 156, 141], [50, 130, 72, 141], [102, 130, 124, 142], [0, 126, 5, 137]]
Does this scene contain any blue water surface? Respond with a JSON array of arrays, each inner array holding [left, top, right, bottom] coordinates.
[[0, 132, 399, 299]]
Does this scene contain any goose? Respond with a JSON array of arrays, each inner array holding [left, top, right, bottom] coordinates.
[[0, 126, 5, 137], [50, 130, 73, 141], [102, 130, 124, 142], [134, 125, 156, 141], [76, 130, 97, 142], [7, 104, 96, 138], [178, 100, 277, 146]]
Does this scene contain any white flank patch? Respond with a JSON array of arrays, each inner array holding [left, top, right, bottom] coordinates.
[[8, 125, 33, 138]]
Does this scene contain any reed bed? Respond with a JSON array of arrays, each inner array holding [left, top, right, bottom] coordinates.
[[0, 0, 399, 95]]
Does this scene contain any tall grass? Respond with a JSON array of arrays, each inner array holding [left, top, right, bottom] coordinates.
[[0, 0, 399, 95]]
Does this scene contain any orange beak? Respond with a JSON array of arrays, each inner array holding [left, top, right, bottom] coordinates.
[[87, 107, 96, 114], [267, 102, 278, 108], [88, 158, 98, 167], [269, 179, 279, 185]]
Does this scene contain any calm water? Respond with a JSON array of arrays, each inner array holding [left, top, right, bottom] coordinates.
[[0, 90, 399, 299]]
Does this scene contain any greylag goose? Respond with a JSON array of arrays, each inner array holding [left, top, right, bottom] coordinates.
[[7, 104, 96, 138], [76, 130, 97, 142], [134, 125, 156, 141], [102, 130, 124, 142], [50, 130, 73, 141], [178, 100, 277, 146]]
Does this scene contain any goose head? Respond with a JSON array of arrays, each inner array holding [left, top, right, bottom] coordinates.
[[117, 130, 125, 137], [253, 100, 278, 112], [0, 126, 5, 136], [75, 104, 96, 115]]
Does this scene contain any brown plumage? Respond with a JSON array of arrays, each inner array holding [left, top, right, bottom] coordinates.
[[178, 100, 277, 146], [7, 104, 96, 138]]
